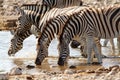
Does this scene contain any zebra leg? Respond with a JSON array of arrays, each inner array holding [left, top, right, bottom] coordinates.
[[35, 41, 48, 65], [117, 37, 120, 53], [110, 39, 115, 55], [86, 36, 94, 64], [86, 36, 102, 64], [58, 38, 70, 66], [80, 45, 87, 58], [93, 40, 102, 64]]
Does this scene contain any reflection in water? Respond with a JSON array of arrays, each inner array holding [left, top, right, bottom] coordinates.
[[8, 57, 120, 75]]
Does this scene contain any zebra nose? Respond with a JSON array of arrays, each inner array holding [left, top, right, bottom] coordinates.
[[8, 50, 12, 56], [8, 50, 15, 56]]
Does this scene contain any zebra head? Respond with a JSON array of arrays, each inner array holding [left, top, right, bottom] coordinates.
[[35, 38, 49, 65], [8, 28, 31, 56], [8, 35, 23, 56]]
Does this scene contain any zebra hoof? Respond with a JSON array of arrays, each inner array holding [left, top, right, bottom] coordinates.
[[58, 57, 65, 66], [35, 58, 42, 65]]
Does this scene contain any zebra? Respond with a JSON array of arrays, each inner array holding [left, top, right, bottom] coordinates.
[[8, 5, 83, 55], [8, 4, 51, 56], [35, 6, 103, 65], [11, 0, 83, 34], [57, 5, 120, 65]]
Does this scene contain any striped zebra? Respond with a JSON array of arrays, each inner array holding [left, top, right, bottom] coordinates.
[[35, 6, 102, 65], [8, 4, 51, 56], [11, 0, 83, 34], [8, 4, 83, 56], [57, 5, 120, 65]]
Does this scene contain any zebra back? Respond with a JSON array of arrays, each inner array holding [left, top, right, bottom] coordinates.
[[41, 0, 83, 8], [39, 6, 88, 33], [17, 0, 83, 14]]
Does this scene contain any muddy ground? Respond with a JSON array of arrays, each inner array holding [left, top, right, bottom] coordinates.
[[0, 0, 120, 80]]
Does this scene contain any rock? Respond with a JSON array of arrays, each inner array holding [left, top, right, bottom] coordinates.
[[95, 66, 105, 73], [86, 70, 95, 73], [9, 67, 22, 75], [69, 65, 76, 69], [0, 74, 8, 80], [26, 76, 33, 80], [107, 70, 116, 75], [77, 70, 85, 73], [26, 65, 35, 69], [109, 65, 120, 71], [64, 69, 76, 74]]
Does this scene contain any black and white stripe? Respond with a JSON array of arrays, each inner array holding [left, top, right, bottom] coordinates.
[[8, 2, 83, 57], [58, 5, 120, 65]]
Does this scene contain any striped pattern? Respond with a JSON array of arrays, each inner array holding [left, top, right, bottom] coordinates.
[[8, 2, 83, 56], [35, 6, 89, 65], [57, 5, 120, 65]]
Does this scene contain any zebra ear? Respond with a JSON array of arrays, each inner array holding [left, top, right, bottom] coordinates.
[[14, 6, 25, 15]]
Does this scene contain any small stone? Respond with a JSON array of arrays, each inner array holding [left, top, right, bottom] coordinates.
[[26, 65, 35, 69], [86, 70, 95, 73], [109, 65, 119, 71], [107, 70, 116, 75], [9, 67, 22, 75], [26, 76, 33, 80], [64, 69, 76, 74], [95, 66, 105, 73], [77, 70, 85, 73], [69, 65, 76, 69], [0, 74, 8, 80]]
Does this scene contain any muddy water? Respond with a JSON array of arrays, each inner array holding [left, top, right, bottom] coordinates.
[[0, 31, 120, 74]]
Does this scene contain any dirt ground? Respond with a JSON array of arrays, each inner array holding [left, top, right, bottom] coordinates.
[[0, 0, 120, 80], [1, 58, 120, 80]]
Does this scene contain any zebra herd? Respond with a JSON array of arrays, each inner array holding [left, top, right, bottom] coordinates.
[[8, 0, 120, 66]]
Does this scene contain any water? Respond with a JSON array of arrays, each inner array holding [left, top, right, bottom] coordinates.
[[0, 31, 80, 73], [0, 31, 120, 73]]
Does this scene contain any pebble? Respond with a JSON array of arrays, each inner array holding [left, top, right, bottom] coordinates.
[[0, 74, 8, 80], [77, 70, 85, 73], [64, 69, 76, 74], [26, 76, 33, 80], [9, 67, 22, 75], [26, 65, 35, 69], [107, 70, 116, 75], [109, 65, 119, 71], [69, 65, 76, 69], [86, 70, 95, 73], [96, 66, 105, 72]]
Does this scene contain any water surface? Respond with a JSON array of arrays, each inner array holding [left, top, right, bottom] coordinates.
[[0, 31, 120, 74]]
